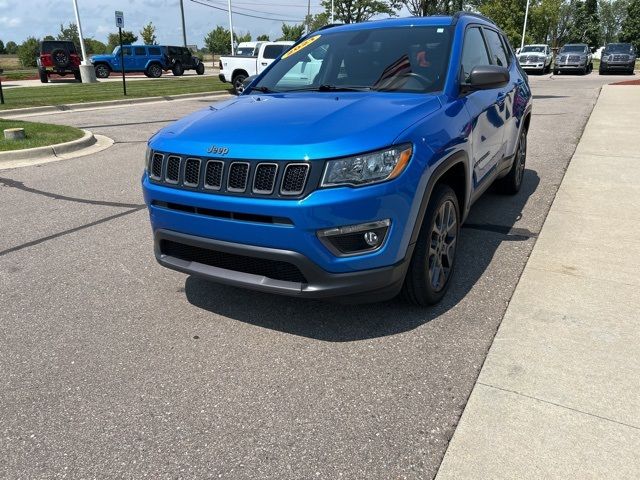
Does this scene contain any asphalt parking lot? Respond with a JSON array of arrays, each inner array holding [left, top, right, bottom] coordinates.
[[0, 72, 625, 479]]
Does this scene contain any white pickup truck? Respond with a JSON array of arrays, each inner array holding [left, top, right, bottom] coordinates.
[[219, 41, 294, 93]]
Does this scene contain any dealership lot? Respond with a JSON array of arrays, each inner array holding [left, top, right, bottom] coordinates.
[[0, 73, 623, 478]]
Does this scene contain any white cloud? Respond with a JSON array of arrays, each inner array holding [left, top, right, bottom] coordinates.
[[0, 16, 21, 27]]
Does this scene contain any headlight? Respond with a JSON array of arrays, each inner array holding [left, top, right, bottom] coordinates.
[[602, 54, 610, 62], [321, 145, 413, 187], [145, 146, 152, 172]]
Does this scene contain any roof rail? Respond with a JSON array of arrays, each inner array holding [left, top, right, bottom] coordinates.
[[316, 23, 344, 31], [451, 11, 496, 25]]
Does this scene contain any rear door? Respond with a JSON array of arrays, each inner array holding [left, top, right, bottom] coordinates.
[[134, 46, 147, 70], [122, 46, 135, 71], [461, 26, 504, 191], [257, 44, 289, 74]]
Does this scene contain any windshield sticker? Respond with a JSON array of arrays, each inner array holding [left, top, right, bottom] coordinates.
[[282, 35, 321, 59]]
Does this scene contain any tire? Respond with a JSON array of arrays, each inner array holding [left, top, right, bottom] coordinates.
[[196, 62, 205, 75], [94, 63, 110, 78], [553, 69, 559, 75], [147, 63, 163, 78], [498, 127, 527, 195], [172, 62, 184, 76], [580, 65, 587, 75], [51, 48, 70, 68], [402, 184, 460, 306], [233, 74, 247, 94], [74, 70, 81, 82], [599, 68, 605, 75], [38, 68, 49, 83]]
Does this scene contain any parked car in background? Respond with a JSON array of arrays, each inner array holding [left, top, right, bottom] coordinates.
[[165, 45, 205, 76], [517, 44, 553, 73], [142, 13, 532, 306], [37, 40, 81, 83], [599, 43, 636, 75], [219, 41, 294, 93], [554, 44, 593, 75], [90, 45, 167, 78]]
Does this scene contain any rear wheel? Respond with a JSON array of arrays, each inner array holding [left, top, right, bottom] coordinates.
[[402, 184, 460, 306], [172, 62, 184, 76], [94, 63, 110, 78], [147, 63, 163, 78], [498, 127, 527, 195], [74, 70, 81, 82], [233, 74, 247, 94], [196, 62, 205, 75], [38, 68, 49, 83]]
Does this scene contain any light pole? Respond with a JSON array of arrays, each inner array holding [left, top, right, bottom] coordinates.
[[520, 0, 531, 51], [331, 0, 334, 23], [71, 0, 97, 82], [180, 0, 187, 47], [227, 0, 234, 55]]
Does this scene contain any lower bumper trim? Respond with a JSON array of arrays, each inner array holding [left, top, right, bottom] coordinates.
[[154, 229, 410, 301]]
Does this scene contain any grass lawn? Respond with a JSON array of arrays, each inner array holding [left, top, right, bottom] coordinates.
[[0, 76, 232, 111], [0, 119, 84, 151]]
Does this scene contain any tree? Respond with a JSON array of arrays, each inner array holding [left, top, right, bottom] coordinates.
[[43, 35, 56, 41], [58, 23, 80, 45], [321, 0, 401, 23], [84, 38, 108, 54], [0, 40, 5, 54], [583, 0, 602, 46], [236, 32, 252, 43], [140, 22, 157, 45], [600, 0, 629, 43], [18, 37, 40, 68], [620, 0, 640, 50], [107, 31, 138, 51], [304, 12, 330, 32], [402, 0, 453, 15], [256, 34, 270, 41], [204, 26, 232, 55], [5, 41, 18, 54], [279, 23, 305, 41], [475, 0, 529, 46]]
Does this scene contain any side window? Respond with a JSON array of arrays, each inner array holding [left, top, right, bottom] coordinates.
[[484, 28, 509, 67], [122, 47, 132, 56], [461, 27, 490, 80], [134, 47, 146, 56], [148, 47, 161, 56], [263, 45, 286, 59]]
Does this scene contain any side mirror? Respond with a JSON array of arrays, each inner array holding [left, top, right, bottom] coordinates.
[[462, 65, 510, 93], [238, 75, 258, 95]]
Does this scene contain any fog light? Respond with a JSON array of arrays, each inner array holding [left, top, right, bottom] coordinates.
[[317, 219, 390, 256]]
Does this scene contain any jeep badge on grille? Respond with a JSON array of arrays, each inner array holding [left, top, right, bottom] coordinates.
[[207, 145, 229, 155]]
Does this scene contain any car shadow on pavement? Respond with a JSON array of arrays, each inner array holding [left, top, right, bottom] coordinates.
[[185, 170, 540, 342]]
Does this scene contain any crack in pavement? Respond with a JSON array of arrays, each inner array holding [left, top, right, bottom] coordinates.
[[0, 176, 145, 209]]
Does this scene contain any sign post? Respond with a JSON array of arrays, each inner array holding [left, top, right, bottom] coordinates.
[[0, 68, 4, 105], [115, 11, 127, 96]]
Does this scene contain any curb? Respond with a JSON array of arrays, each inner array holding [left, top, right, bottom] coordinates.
[[0, 90, 232, 118], [0, 129, 96, 161]]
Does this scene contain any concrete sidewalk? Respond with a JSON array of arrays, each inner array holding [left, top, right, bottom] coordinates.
[[436, 85, 640, 479]]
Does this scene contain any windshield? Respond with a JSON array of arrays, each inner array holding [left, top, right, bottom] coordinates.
[[42, 41, 77, 54], [253, 26, 453, 94], [604, 44, 633, 54], [236, 47, 256, 56], [521, 46, 545, 53], [560, 45, 586, 53]]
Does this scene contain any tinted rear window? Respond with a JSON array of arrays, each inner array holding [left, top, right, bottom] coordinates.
[[134, 47, 146, 55], [42, 42, 77, 54], [148, 47, 161, 55]]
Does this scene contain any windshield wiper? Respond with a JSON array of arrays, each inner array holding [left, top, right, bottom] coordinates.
[[283, 84, 372, 92]]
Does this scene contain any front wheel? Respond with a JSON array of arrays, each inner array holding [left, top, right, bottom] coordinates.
[[402, 185, 460, 306], [172, 62, 184, 76], [94, 64, 110, 78], [498, 127, 527, 195]]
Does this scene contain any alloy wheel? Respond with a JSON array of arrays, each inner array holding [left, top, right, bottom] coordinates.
[[428, 199, 458, 292]]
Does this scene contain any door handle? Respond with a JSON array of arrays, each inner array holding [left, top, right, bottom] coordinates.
[[261, 62, 268, 66]]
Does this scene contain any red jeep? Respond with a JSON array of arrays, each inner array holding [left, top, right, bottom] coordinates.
[[37, 40, 82, 83]]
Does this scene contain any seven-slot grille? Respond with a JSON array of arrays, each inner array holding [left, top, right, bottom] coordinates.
[[149, 153, 311, 197]]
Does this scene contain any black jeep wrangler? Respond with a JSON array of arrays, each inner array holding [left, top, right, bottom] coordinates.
[[165, 46, 205, 76], [37, 40, 82, 83]]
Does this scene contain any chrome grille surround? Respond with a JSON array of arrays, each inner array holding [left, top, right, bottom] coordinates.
[[281, 163, 310, 196], [252, 163, 278, 194], [183, 158, 201, 187], [204, 160, 224, 190], [165, 155, 181, 184], [227, 162, 250, 192]]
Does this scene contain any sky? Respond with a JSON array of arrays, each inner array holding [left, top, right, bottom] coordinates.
[[0, 0, 410, 48]]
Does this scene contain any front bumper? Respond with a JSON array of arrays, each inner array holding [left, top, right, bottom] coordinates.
[[155, 229, 410, 301], [600, 62, 635, 71], [555, 63, 587, 71]]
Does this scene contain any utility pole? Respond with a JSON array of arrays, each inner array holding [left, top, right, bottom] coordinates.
[[227, 0, 234, 55], [179, 0, 187, 47], [71, 0, 97, 82], [306, 0, 310, 34], [331, 0, 334, 23], [520, 0, 530, 51]]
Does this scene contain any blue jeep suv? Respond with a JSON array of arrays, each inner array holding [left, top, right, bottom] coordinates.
[[90, 45, 167, 78], [142, 13, 532, 305]]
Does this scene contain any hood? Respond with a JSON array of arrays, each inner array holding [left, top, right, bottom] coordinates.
[[150, 92, 442, 160], [90, 54, 114, 61]]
